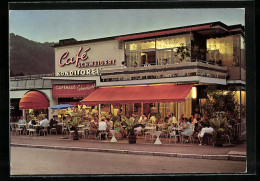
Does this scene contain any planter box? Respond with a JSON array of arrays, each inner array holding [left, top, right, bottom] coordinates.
[[128, 135, 136, 144], [212, 138, 224, 147]]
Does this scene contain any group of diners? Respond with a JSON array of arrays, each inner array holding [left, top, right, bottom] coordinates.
[[13, 111, 214, 145], [14, 115, 61, 136]]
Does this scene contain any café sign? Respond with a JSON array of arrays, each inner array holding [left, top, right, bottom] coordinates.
[[52, 83, 96, 98], [57, 46, 116, 76]]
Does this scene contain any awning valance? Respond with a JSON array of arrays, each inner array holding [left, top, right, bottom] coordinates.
[[81, 84, 193, 105], [19, 91, 49, 110]]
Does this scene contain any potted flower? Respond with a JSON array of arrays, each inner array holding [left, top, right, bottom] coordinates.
[[122, 115, 140, 144]]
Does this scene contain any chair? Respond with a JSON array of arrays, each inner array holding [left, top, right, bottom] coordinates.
[[68, 126, 75, 139], [10, 124, 17, 136], [168, 127, 181, 144], [99, 130, 108, 140], [39, 125, 48, 136], [27, 126, 36, 137], [50, 127, 57, 135], [144, 129, 156, 142], [15, 124, 23, 136]]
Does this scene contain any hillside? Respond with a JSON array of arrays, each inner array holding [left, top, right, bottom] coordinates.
[[9, 33, 56, 76]]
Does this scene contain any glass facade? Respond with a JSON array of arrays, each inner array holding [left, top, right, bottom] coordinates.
[[124, 34, 191, 67], [206, 35, 242, 67]]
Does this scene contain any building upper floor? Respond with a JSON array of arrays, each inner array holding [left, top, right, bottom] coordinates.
[[10, 21, 246, 90]]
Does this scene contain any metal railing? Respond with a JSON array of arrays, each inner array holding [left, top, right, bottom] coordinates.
[[100, 61, 228, 82]]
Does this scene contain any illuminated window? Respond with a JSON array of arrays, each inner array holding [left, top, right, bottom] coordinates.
[[206, 35, 241, 67]]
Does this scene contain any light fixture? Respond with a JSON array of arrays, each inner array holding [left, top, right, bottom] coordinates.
[[192, 87, 197, 99]]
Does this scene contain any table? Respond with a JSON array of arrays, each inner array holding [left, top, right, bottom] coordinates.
[[110, 130, 117, 142], [18, 124, 26, 128], [144, 126, 156, 131], [154, 131, 162, 145], [77, 125, 85, 128]]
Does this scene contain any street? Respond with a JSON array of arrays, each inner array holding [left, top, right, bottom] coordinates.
[[10, 146, 246, 175]]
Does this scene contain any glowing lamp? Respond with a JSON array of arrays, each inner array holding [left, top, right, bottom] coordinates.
[[192, 87, 197, 99]]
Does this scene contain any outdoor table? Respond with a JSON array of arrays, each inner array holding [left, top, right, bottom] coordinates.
[[77, 125, 85, 128], [18, 124, 26, 127], [144, 126, 156, 131], [110, 130, 117, 142], [154, 131, 162, 145]]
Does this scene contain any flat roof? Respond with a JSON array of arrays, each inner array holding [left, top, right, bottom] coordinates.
[[53, 21, 244, 48]]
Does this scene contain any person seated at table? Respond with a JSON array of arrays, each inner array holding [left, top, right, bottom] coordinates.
[[90, 118, 98, 138], [138, 114, 147, 126], [133, 62, 138, 67], [198, 126, 214, 145], [121, 61, 127, 68], [177, 57, 183, 64], [98, 118, 107, 139], [106, 118, 113, 132], [192, 113, 199, 125], [143, 60, 151, 67], [49, 115, 58, 129], [160, 120, 169, 137], [18, 116, 26, 124], [36, 116, 49, 135], [114, 117, 127, 138], [168, 113, 178, 127], [28, 116, 36, 128], [149, 113, 157, 124], [157, 118, 163, 126], [188, 113, 194, 123], [161, 58, 168, 65], [180, 118, 193, 143]]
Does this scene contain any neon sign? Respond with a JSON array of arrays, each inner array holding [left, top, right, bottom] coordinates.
[[58, 47, 116, 68]]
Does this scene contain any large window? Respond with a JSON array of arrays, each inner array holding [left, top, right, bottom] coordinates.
[[124, 34, 191, 67], [206, 35, 242, 67]]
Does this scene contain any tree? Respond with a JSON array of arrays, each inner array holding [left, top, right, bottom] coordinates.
[[202, 87, 243, 123]]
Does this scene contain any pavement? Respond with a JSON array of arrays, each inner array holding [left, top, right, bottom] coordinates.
[[10, 134, 247, 162]]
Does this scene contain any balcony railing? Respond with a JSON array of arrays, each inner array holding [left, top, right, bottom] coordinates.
[[100, 61, 228, 82]]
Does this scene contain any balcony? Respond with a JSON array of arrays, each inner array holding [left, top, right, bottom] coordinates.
[[100, 61, 228, 83]]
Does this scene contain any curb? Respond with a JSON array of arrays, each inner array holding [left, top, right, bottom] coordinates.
[[11, 143, 246, 162]]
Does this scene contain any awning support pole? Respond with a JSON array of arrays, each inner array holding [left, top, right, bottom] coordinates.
[[141, 103, 143, 116]]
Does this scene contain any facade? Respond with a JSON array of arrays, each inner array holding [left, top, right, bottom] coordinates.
[[10, 21, 246, 125]]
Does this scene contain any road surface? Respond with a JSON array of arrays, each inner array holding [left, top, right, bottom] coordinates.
[[11, 146, 246, 175]]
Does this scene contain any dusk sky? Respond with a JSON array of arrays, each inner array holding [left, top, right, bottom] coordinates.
[[9, 8, 245, 43]]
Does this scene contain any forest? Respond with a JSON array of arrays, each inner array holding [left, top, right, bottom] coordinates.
[[9, 33, 56, 76]]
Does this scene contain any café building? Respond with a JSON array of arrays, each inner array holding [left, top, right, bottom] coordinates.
[[11, 21, 246, 121]]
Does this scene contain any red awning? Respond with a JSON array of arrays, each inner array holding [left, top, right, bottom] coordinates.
[[19, 91, 49, 110], [81, 84, 193, 105], [115, 25, 211, 41]]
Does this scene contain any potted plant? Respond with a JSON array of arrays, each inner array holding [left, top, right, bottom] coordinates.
[[69, 108, 86, 140], [122, 116, 140, 144], [209, 112, 228, 147]]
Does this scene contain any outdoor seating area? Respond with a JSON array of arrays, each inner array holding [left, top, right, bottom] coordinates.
[[10, 110, 242, 147]]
